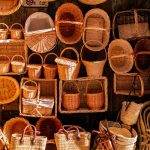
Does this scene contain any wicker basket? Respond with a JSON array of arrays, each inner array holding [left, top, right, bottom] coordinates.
[[55, 3, 83, 44], [113, 9, 150, 40], [62, 81, 80, 111], [0, 23, 9, 40], [86, 80, 105, 110], [0, 76, 19, 104], [0, 55, 10, 74], [78, 0, 107, 5], [10, 23, 24, 40], [108, 39, 134, 73], [27, 53, 43, 79], [25, 12, 56, 53], [81, 41, 107, 77], [11, 55, 25, 73], [43, 53, 58, 79], [55, 47, 80, 80], [83, 8, 110, 51]]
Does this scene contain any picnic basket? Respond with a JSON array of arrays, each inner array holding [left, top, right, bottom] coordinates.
[[0, 55, 10, 74], [0, 23, 9, 40]]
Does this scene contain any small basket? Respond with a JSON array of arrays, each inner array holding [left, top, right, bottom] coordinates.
[[86, 80, 105, 110], [62, 81, 80, 111], [0, 55, 10, 74], [27, 53, 43, 79], [78, 0, 107, 5], [43, 53, 58, 79], [11, 55, 25, 73], [0, 23, 9, 40], [10, 23, 24, 39], [55, 47, 80, 80]]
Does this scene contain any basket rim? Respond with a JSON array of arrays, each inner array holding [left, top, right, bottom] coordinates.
[[78, 0, 107, 5]]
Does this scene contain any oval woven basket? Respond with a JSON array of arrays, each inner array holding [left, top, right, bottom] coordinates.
[[25, 12, 56, 53], [0, 76, 19, 104], [108, 39, 134, 74], [83, 8, 110, 51], [78, 0, 107, 5], [0, 23, 9, 40], [0, 0, 23, 16], [55, 3, 83, 44]]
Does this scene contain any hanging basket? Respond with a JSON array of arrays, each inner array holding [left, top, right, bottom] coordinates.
[[55, 47, 80, 80], [0, 55, 10, 74], [78, 0, 107, 5], [55, 3, 83, 44], [43, 53, 58, 79], [83, 8, 110, 51], [25, 12, 56, 53], [108, 39, 134, 74], [0, 23, 9, 40], [81, 41, 107, 77], [62, 81, 80, 111]]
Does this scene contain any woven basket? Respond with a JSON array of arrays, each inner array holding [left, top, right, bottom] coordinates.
[[113, 9, 150, 40], [55, 3, 83, 44], [25, 12, 56, 53], [43, 53, 58, 79], [27, 53, 43, 79], [62, 81, 80, 111], [55, 47, 80, 80], [108, 39, 134, 73], [11, 55, 25, 73], [83, 8, 110, 51], [86, 80, 105, 110], [0, 76, 19, 104], [81, 41, 107, 77], [10, 23, 24, 40], [0, 55, 10, 74], [78, 0, 107, 5], [0, 23, 9, 40]]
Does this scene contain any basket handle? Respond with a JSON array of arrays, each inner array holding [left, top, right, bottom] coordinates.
[[60, 47, 80, 63], [22, 80, 38, 90], [0, 55, 10, 62], [10, 23, 23, 30], [44, 53, 58, 64], [84, 27, 108, 32], [134, 9, 139, 36], [11, 55, 25, 63], [0, 23, 9, 30], [56, 20, 83, 25], [63, 81, 79, 93], [109, 53, 133, 59], [28, 53, 43, 64]]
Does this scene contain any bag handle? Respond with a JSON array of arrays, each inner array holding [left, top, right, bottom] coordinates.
[[28, 53, 43, 65], [56, 20, 83, 25], [44, 53, 58, 64], [0, 23, 9, 30], [63, 81, 79, 93], [11, 55, 25, 63], [10, 23, 23, 30]]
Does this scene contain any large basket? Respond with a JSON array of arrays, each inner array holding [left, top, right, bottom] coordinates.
[[108, 39, 134, 73], [83, 8, 110, 51], [81, 41, 107, 77], [55, 3, 83, 44], [0, 55, 10, 74], [0, 23, 9, 40], [0, 76, 19, 104], [55, 47, 80, 80], [113, 9, 150, 40], [25, 12, 56, 53], [78, 0, 107, 5], [135, 39, 150, 75]]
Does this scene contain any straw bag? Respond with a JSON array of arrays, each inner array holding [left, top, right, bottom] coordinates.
[[0, 55, 10, 74], [27, 53, 43, 79], [10, 125, 47, 150], [55, 3, 83, 44], [25, 12, 56, 53], [62, 81, 80, 111], [0, 23, 9, 40], [78, 0, 107, 5], [83, 8, 110, 51], [43, 53, 58, 79], [81, 41, 107, 77], [55, 47, 80, 80], [108, 39, 134, 73], [55, 125, 91, 150], [10, 23, 24, 40]]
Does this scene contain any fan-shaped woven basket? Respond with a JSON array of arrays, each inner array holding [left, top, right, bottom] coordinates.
[[55, 3, 83, 44], [3, 117, 32, 143], [25, 12, 56, 53], [78, 0, 107, 5], [83, 8, 110, 51], [0, 0, 23, 16], [0, 76, 19, 104], [108, 39, 134, 73]]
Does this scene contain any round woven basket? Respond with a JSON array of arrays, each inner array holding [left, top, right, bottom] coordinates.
[[78, 0, 107, 5], [0, 55, 10, 74], [0, 76, 19, 104], [55, 3, 83, 44], [0, 23, 9, 40], [25, 12, 56, 53], [108, 39, 134, 73], [83, 8, 110, 51]]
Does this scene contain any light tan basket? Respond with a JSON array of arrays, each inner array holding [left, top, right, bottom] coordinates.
[[10, 23, 24, 40], [55, 3, 83, 44], [0, 55, 10, 74], [83, 8, 110, 51], [0, 23, 9, 40], [81, 41, 107, 77], [78, 0, 107, 5], [11, 55, 25, 73], [43, 53, 58, 79], [108, 39, 134, 73], [27, 53, 43, 79]]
